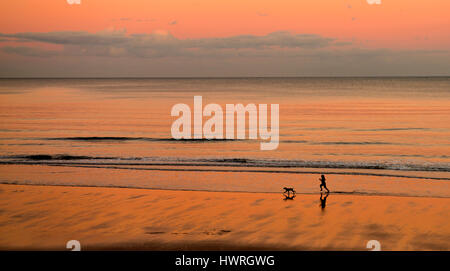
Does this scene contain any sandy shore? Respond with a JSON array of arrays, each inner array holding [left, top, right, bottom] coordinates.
[[0, 184, 448, 251]]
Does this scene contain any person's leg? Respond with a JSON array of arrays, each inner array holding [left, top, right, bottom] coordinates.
[[320, 184, 323, 191], [325, 185, 330, 193]]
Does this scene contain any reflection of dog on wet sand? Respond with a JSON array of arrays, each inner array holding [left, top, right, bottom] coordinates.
[[283, 187, 296, 200]]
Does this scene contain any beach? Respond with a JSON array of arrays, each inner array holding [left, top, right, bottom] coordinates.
[[0, 78, 449, 251], [0, 183, 448, 251]]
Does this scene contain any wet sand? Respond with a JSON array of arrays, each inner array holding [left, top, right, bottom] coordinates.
[[0, 184, 448, 251]]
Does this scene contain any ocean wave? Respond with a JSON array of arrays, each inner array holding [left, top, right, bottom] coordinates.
[[43, 137, 423, 146], [309, 141, 395, 145], [1, 154, 449, 175], [353, 128, 430, 132], [45, 137, 241, 142], [11, 154, 117, 161], [0, 136, 438, 147]]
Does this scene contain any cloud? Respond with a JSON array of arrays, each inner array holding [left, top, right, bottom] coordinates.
[[0, 30, 342, 58], [168, 20, 177, 25], [0, 29, 128, 46], [0, 29, 449, 77], [367, 0, 382, 5], [1, 46, 449, 77], [1, 46, 61, 57]]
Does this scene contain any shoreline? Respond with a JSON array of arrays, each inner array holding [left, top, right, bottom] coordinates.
[[1, 182, 449, 199], [2, 164, 449, 199], [1, 183, 449, 251]]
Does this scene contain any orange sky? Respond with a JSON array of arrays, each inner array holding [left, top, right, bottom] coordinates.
[[1, 0, 449, 49]]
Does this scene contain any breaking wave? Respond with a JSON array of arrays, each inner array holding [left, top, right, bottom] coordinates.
[[1, 154, 449, 180]]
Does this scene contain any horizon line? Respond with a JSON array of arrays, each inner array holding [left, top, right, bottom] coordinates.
[[0, 75, 449, 79]]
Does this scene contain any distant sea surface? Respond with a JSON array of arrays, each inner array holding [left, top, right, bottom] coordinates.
[[0, 78, 449, 197]]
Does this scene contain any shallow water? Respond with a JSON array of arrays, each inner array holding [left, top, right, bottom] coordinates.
[[0, 78, 449, 196]]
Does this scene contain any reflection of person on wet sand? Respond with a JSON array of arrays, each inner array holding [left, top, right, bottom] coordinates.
[[320, 192, 329, 210], [319, 174, 330, 193]]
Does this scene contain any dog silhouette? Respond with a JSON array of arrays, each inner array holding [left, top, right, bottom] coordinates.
[[283, 187, 296, 195], [283, 187, 295, 193], [282, 187, 296, 200]]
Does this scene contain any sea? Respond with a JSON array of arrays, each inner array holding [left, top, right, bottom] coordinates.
[[0, 77, 449, 197]]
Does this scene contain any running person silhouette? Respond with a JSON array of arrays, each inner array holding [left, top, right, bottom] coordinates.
[[319, 174, 330, 193]]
